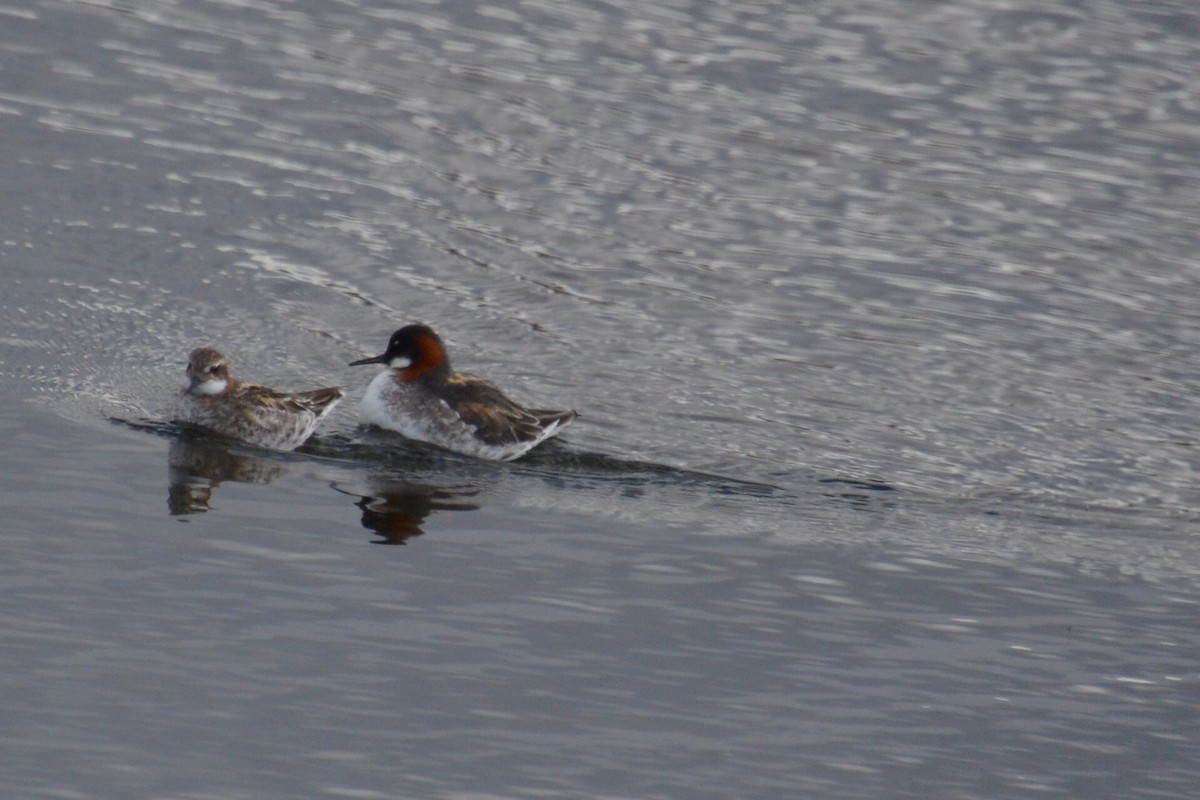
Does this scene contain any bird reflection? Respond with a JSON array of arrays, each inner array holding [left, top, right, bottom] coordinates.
[[339, 481, 481, 544], [167, 433, 287, 515]]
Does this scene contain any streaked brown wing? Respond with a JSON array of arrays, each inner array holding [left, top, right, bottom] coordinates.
[[230, 387, 307, 426], [442, 375, 546, 446], [235, 384, 342, 415], [527, 408, 578, 428], [293, 386, 345, 414]]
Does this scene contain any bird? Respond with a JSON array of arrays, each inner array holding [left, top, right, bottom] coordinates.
[[173, 347, 344, 451], [349, 324, 576, 461]]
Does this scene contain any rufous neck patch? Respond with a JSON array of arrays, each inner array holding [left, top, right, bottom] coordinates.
[[398, 332, 447, 382]]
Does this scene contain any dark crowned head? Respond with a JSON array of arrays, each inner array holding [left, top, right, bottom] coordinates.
[[349, 324, 449, 375]]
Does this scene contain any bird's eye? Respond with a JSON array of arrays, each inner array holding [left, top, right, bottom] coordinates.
[[208, 365, 220, 374]]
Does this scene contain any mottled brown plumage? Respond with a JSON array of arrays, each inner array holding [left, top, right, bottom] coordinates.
[[174, 347, 343, 451]]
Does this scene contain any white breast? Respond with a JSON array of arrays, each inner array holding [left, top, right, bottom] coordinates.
[[190, 377, 228, 397], [358, 369, 471, 446], [358, 370, 434, 442], [358, 371, 398, 428]]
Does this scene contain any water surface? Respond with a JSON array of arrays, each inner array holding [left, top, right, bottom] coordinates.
[[2, 0, 1200, 797]]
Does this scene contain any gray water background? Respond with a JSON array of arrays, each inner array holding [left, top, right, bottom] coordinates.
[[2, 0, 1200, 797]]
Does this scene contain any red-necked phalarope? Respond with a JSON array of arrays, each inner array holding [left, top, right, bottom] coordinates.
[[174, 347, 344, 451], [349, 324, 577, 461]]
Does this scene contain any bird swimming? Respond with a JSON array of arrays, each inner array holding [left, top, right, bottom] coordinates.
[[173, 347, 343, 451], [349, 324, 576, 461]]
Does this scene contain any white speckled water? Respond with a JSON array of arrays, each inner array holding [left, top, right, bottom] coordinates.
[[3, 1, 1199, 797]]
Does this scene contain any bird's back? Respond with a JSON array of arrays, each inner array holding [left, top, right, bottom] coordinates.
[[179, 381, 343, 450]]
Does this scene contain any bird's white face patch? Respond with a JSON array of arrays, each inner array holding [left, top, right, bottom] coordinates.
[[191, 377, 228, 396], [389, 355, 412, 369]]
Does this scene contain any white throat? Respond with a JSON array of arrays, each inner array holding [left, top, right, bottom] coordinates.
[[191, 377, 228, 396], [389, 356, 412, 369]]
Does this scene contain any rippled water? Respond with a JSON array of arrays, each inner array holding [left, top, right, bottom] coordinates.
[[3, 0, 1200, 797]]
